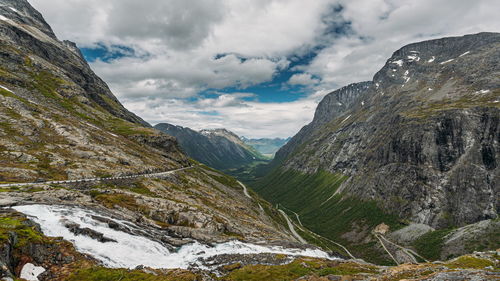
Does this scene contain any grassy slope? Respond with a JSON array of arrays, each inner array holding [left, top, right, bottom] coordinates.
[[0, 45, 185, 182], [253, 169, 405, 264], [224, 160, 270, 185]]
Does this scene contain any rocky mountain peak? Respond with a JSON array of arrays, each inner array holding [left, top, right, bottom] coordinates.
[[256, 32, 499, 264], [0, 0, 56, 40], [313, 81, 372, 126], [156, 123, 266, 170], [200, 128, 244, 145], [0, 0, 149, 126], [373, 32, 500, 91]]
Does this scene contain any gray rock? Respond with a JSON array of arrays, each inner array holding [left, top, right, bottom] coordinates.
[[441, 219, 500, 259], [267, 32, 500, 228], [258, 32, 500, 263], [388, 223, 434, 245], [421, 270, 499, 281], [62, 221, 117, 243]]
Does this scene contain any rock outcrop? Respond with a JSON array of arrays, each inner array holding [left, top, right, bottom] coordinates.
[[0, 0, 190, 181]]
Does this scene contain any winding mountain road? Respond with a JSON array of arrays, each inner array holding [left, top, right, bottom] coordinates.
[[278, 204, 304, 227], [277, 204, 356, 259], [0, 166, 194, 188], [278, 209, 307, 244], [238, 181, 252, 199], [376, 233, 427, 263], [236, 181, 306, 244]]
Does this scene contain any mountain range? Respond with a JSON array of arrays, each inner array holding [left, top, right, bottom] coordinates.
[[0, 1, 307, 279], [155, 123, 268, 170], [255, 32, 499, 264], [0, 0, 498, 280]]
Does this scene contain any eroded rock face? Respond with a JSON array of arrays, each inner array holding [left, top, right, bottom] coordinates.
[[274, 82, 372, 166], [0, 166, 293, 245], [0, 0, 146, 125], [268, 32, 500, 228], [0, 0, 190, 181]]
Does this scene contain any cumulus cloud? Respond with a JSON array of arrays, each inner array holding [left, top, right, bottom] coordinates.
[[90, 54, 283, 99], [121, 92, 324, 138], [28, 0, 500, 138], [288, 73, 320, 86], [305, 0, 500, 88]]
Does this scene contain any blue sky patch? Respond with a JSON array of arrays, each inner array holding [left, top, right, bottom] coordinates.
[[80, 43, 136, 62]]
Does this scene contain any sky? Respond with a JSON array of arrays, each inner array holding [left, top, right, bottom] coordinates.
[[29, 0, 500, 138]]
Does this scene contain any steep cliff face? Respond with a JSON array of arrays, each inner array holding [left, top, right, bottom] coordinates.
[[155, 123, 266, 170], [256, 32, 499, 263], [0, 0, 193, 182], [274, 82, 372, 165], [0, 0, 147, 125]]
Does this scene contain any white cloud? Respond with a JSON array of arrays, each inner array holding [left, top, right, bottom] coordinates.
[[288, 73, 320, 86], [122, 91, 326, 138], [29, 0, 335, 101], [305, 0, 500, 88], [28, 0, 500, 138], [90, 54, 283, 99]]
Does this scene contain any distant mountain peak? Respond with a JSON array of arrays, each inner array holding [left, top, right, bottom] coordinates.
[[155, 123, 266, 170], [199, 128, 243, 144]]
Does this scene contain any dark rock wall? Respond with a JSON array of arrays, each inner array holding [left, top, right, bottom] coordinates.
[[266, 33, 500, 228]]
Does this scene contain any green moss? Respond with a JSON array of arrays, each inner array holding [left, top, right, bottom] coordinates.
[[317, 262, 378, 276], [100, 95, 123, 112], [67, 267, 201, 281], [92, 193, 149, 214], [221, 263, 242, 272], [0, 186, 21, 193], [31, 70, 64, 100], [0, 216, 44, 248], [464, 221, 500, 253], [24, 56, 33, 67], [387, 269, 437, 281], [222, 258, 377, 281], [206, 170, 241, 189], [446, 256, 497, 270], [0, 87, 30, 105], [92, 182, 157, 197], [0, 217, 22, 230], [107, 118, 155, 136], [404, 90, 500, 118], [222, 260, 312, 281]]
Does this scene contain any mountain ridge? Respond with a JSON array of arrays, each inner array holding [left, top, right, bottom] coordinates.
[[155, 123, 267, 171], [255, 32, 499, 263], [0, 1, 498, 279], [0, 3, 306, 280]]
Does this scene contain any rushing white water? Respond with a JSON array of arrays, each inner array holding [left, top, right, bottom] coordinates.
[[13, 205, 333, 269]]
